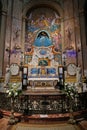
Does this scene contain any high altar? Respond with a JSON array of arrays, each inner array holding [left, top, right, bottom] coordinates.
[[0, 0, 87, 120], [22, 28, 76, 88], [2, 5, 83, 86], [23, 30, 62, 88]]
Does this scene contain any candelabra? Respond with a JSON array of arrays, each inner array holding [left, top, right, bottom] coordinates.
[[62, 52, 67, 70]]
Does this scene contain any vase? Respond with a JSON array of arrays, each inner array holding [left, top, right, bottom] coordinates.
[[68, 99, 76, 124], [8, 97, 18, 125]]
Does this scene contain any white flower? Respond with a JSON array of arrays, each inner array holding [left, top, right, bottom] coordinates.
[[6, 90, 9, 93], [6, 82, 22, 97], [14, 92, 18, 96], [9, 92, 12, 96], [64, 82, 78, 100], [65, 82, 68, 86]]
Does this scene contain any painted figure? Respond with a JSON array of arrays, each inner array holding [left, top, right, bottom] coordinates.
[[34, 31, 53, 47]]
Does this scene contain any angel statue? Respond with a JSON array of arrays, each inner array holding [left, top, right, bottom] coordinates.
[[76, 65, 82, 83], [4, 65, 11, 87]]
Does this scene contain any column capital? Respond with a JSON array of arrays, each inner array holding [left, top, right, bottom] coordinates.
[[79, 9, 85, 16], [0, 9, 7, 16]]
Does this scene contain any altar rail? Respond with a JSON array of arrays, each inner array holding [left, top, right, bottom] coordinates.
[[0, 92, 87, 115]]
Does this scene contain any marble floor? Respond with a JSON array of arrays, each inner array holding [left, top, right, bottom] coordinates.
[[0, 117, 83, 130]]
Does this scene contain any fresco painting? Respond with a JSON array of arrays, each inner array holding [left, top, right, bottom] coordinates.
[[25, 8, 62, 74]]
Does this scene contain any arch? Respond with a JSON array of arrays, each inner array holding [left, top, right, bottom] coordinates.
[[21, 0, 64, 53], [33, 30, 53, 47], [22, 0, 64, 18], [36, 30, 50, 39]]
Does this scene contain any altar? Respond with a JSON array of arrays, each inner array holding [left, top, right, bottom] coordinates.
[[28, 77, 59, 88]]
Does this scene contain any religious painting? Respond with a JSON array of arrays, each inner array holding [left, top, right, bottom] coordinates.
[[34, 31, 53, 47], [25, 7, 61, 48], [63, 19, 77, 65], [38, 58, 49, 66], [24, 7, 63, 78]]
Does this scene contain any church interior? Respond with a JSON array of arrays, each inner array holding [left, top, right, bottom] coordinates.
[[0, 0, 87, 129]]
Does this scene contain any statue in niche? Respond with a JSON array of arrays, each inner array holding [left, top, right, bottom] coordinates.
[[4, 65, 11, 87], [13, 27, 20, 41], [65, 26, 73, 49], [34, 31, 53, 47], [52, 32, 62, 52], [39, 67, 47, 75], [76, 65, 83, 92], [76, 65, 82, 83]]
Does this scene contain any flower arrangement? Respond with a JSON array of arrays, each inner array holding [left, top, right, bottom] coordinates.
[[64, 82, 78, 124], [6, 82, 22, 98], [6, 82, 22, 125], [64, 82, 78, 100]]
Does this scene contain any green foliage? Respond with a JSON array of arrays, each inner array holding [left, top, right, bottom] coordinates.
[[6, 82, 22, 98], [64, 83, 78, 100]]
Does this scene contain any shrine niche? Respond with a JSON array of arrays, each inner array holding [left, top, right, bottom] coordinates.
[[1, 0, 84, 79], [24, 7, 62, 79], [38, 58, 49, 66], [34, 31, 52, 47]]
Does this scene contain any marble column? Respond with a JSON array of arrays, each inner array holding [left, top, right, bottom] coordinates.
[[21, 17, 26, 52], [0, 9, 7, 76], [79, 10, 87, 74]]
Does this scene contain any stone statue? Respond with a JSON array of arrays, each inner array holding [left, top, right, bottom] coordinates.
[[4, 65, 11, 87], [76, 65, 82, 83]]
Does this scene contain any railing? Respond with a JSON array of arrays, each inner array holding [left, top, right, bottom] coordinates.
[[0, 92, 87, 115]]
